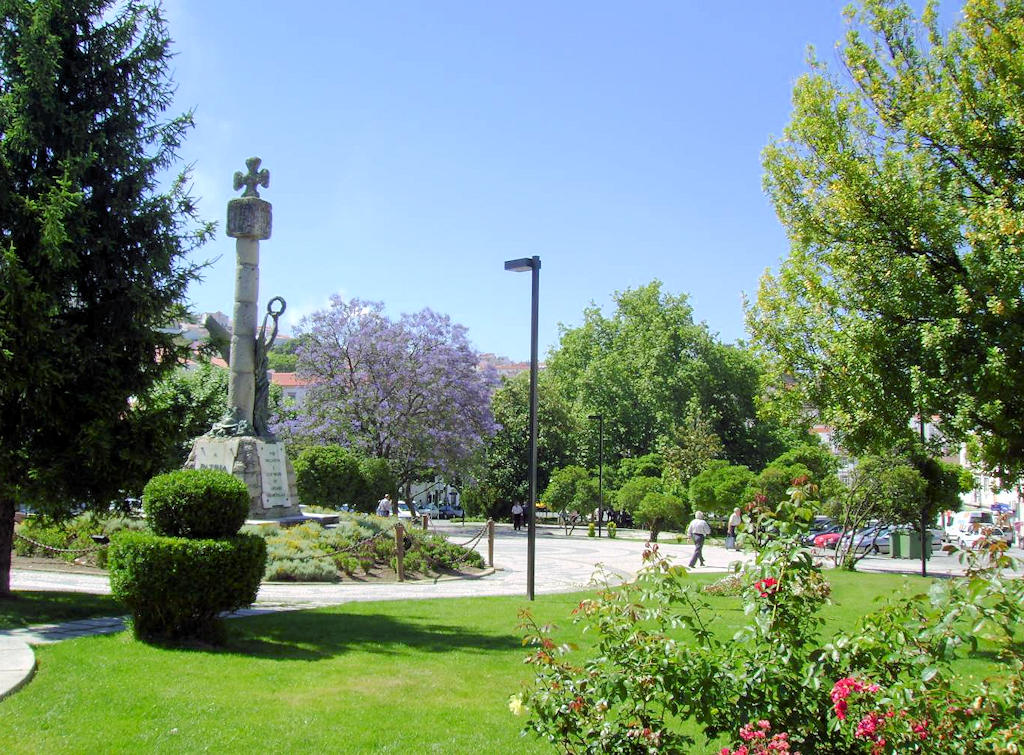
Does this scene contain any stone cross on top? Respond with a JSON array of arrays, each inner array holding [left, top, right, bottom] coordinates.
[[233, 157, 270, 198]]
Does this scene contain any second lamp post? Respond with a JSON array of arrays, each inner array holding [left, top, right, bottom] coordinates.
[[588, 413, 604, 537], [504, 255, 541, 600]]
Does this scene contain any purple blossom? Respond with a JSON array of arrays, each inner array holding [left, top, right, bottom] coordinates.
[[281, 296, 498, 487]]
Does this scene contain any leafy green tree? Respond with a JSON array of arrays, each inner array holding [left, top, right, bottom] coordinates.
[[612, 453, 663, 487], [0, 0, 209, 595], [266, 334, 308, 373], [613, 475, 663, 518], [660, 399, 724, 492], [126, 362, 228, 472], [689, 461, 756, 517], [292, 445, 367, 511], [461, 481, 501, 520], [751, 0, 1024, 480], [902, 449, 965, 576], [358, 456, 397, 513], [542, 466, 597, 532], [613, 475, 688, 540], [484, 371, 580, 507], [635, 491, 688, 543], [267, 351, 299, 373], [549, 281, 791, 471], [826, 455, 926, 570], [745, 464, 813, 509], [769, 443, 839, 484]]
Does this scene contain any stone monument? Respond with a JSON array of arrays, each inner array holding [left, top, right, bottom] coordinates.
[[185, 157, 303, 520]]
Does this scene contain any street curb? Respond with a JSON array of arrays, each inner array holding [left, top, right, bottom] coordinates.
[[0, 635, 36, 702]]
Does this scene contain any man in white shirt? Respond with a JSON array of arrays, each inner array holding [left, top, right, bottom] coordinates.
[[687, 511, 712, 567], [511, 502, 524, 531]]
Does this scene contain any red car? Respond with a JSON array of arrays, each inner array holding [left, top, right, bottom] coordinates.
[[813, 530, 843, 548]]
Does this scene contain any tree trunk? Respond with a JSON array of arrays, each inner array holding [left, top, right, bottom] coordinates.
[[0, 493, 15, 598]]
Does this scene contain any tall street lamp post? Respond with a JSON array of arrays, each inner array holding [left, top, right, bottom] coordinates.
[[588, 413, 604, 537], [504, 255, 541, 601]]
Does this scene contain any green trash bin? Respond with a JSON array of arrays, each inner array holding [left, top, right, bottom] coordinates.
[[890, 532, 904, 558], [900, 531, 932, 560]]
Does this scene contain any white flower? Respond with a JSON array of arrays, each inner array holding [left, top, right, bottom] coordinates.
[[508, 695, 527, 717]]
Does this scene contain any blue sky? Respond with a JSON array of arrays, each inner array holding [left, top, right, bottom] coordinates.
[[163, 1, 879, 360]]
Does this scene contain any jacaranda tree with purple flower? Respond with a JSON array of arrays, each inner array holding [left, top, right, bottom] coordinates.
[[285, 297, 498, 503]]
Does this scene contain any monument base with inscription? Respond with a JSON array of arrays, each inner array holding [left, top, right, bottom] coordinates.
[[186, 436, 302, 520]]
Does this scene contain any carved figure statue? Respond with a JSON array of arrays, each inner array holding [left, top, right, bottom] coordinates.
[[253, 296, 286, 437]]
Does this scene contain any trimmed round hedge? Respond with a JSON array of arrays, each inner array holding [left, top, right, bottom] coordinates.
[[143, 469, 249, 539], [109, 531, 266, 643]]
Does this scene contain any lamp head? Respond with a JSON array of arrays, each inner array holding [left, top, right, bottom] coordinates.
[[504, 256, 540, 272]]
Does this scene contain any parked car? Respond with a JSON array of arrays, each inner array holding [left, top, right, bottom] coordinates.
[[437, 503, 459, 519], [805, 523, 842, 546], [858, 526, 895, 555], [396, 502, 413, 520], [413, 501, 439, 518], [813, 529, 846, 549], [958, 527, 1012, 550], [838, 525, 891, 555]]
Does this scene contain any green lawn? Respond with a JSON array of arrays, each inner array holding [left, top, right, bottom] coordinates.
[[0, 571, 1010, 753], [0, 591, 124, 629]]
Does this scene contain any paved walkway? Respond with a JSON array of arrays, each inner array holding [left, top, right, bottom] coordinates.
[[3, 522, 1021, 701]]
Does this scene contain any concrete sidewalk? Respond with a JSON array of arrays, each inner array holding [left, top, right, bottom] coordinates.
[[3, 523, 1020, 701]]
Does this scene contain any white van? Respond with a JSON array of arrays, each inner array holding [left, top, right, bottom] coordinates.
[[944, 510, 994, 541]]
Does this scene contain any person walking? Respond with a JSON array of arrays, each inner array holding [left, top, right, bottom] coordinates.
[[726, 507, 742, 550], [687, 510, 712, 567], [376, 493, 393, 517], [511, 501, 525, 531]]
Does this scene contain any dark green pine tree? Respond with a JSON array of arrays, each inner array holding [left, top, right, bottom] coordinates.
[[0, 0, 212, 595]]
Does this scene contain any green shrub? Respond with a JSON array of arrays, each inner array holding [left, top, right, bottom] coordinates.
[[407, 531, 484, 571], [293, 445, 366, 510], [607, 521, 617, 539], [143, 469, 249, 539], [587, 521, 596, 537], [264, 557, 339, 583], [333, 553, 360, 576], [109, 531, 266, 643]]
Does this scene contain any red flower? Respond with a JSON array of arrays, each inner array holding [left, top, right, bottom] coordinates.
[[830, 677, 880, 720], [755, 577, 779, 597]]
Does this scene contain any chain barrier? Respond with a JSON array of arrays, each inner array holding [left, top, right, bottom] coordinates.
[[449, 522, 489, 549], [446, 524, 489, 566], [14, 531, 107, 556], [298, 521, 399, 560]]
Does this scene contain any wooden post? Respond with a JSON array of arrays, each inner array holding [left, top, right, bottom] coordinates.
[[422, 514, 429, 530], [487, 518, 495, 567], [395, 523, 406, 582]]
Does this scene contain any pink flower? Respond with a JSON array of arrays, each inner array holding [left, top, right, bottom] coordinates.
[[855, 712, 884, 738], [830, 677, 880, 720], [728, 721, 798, 755], [755, 577, 779, 597]]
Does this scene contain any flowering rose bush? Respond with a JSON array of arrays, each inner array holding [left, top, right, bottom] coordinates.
[[754, 576, 779, 597], [517, 487, 856, 752], [721, 720, 800, 754], [516, 475, 1024, 753]]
